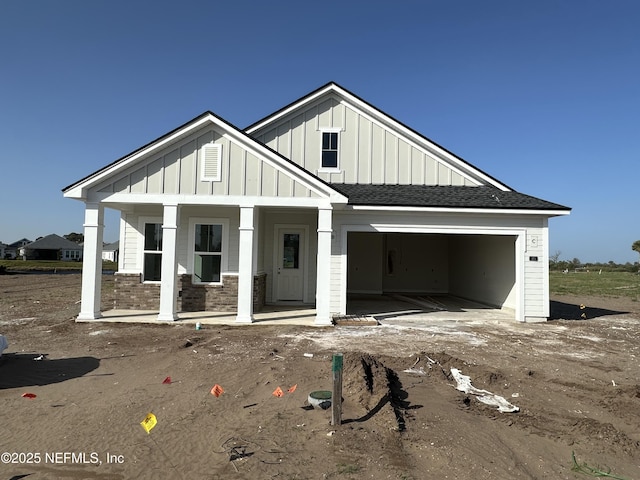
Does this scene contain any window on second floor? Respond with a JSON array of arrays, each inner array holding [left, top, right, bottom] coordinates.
[[321, 131, 339, 169]]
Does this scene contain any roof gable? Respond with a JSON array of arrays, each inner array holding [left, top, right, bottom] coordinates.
[[63, 112, 346, 204], [246, 82, 510, 190], [25, 234, 81, 250], [8, 238, 32, 248]]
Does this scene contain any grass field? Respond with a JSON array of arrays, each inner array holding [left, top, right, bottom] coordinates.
[[0, 259, 117, 272], [549, 270, 640, 300], [2, 260, 638, 301]]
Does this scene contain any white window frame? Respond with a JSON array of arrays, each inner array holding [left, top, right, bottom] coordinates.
[[188, 217, 229, 285], [319, 128, 341, 173], [138, 216, 163, 283], [201, 143, 222, 182]]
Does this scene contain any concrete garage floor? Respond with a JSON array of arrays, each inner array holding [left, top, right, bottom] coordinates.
[[346, 294, 515, 326]]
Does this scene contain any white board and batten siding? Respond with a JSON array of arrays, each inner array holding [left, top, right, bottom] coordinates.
[[95, 127, 320, 200], [119, 213, 140, 273], [523, 225, 549, 321], [251, 95, 480, 188]]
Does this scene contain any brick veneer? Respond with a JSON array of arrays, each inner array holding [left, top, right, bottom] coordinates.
[[253, 272, 266, 312], [113, 272, 266, 313], [113, 273, 160, 310]]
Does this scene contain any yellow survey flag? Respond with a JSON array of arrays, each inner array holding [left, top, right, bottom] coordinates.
[[140, 413, 157, 434]]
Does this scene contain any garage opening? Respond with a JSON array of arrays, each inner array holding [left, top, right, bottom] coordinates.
[[346, 231, 516, 317]]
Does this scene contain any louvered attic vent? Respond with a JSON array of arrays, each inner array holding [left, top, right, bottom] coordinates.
[[201, 143, 222, 181]]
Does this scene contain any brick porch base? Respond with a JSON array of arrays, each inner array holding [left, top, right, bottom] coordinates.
[[113, 272, 266, 312]]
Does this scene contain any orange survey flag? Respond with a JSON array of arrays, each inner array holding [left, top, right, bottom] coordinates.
[[272, 387, 284, 397], [210, 384, 224, 397], [287, 384, 297, 393]]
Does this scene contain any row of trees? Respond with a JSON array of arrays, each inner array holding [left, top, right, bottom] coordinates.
[[64, 232, 84, 244], [550, 240, 640, 273]]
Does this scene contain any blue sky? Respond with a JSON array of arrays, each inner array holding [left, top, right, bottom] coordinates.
[[1, 0, 638, 263]]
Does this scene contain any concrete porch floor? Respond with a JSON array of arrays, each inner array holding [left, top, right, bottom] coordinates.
[[77, 294, 513, 326], [78, 304, 319, 326]]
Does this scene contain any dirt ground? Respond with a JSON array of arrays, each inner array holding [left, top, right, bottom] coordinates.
[[0, 273, 639, 480]]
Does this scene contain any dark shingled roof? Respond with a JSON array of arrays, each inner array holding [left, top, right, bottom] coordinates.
[[24, 234, 82, 250], [330, 184, 570, 211]]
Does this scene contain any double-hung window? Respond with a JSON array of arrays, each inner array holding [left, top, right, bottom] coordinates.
[[321, 131, 339, 169], [194, 224, 222, 283], [143, 223, 163, 282]]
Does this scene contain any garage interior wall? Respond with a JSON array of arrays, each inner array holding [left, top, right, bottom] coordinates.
[[448, 234, 516, 310], [347, 232, 449, 294], [347, 232, 384, 293], [347, 232, 516, 310], [382, 233, 449, 293]]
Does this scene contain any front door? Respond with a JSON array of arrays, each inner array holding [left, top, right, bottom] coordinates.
[[276, 228, 305, 301]]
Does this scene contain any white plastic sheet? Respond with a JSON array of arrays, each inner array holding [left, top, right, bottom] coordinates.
[[451, 368, 519, 413]]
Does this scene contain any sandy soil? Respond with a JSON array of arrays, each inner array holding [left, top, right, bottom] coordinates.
[[0, 273, 639, 480]]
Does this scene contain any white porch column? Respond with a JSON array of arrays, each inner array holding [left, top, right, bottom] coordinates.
[[78, 202, 104, 320], [315, 207, 333, 326], [236, 206, 255, 323], [157, 203, 179, 321]]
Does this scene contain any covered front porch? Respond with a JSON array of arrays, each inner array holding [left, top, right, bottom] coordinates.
[[62, 110, 350, 328], [77, 201, 337, 326]]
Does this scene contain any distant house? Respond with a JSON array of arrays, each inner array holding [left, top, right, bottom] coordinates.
[[5, 238, 31, 259], [102, 241, 119, 262], [19, 234, 83, 261]]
